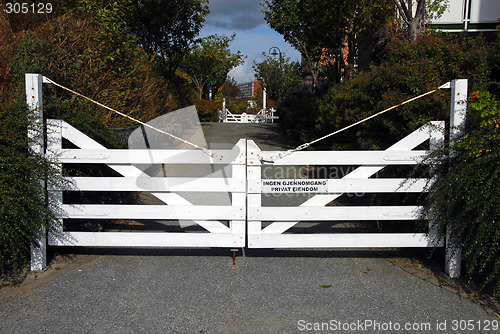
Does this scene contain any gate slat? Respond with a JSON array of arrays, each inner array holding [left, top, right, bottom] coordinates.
[[56, 149, 245, 164], [61, 177, 245, 192], [51, 232, 244, 247], [254, 150, 427, 165], [248, 233, 443, 248], [61, 204, 245, 220], [249, 206, 421, 221]]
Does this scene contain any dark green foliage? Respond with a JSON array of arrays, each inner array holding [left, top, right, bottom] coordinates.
[[281, 32, 495, 150], [253, 52, 302, 106], [194, 99, 219, 122], [420, 92, 499, 297], [0, 101, 64, 274], [179, 33, 245, 100], [123, 0, 209, 78], [279, 93, 321, 142], [1, 0, 207, 275]]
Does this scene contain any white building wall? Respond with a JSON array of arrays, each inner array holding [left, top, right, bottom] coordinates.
[[430, 0, 500, 31]]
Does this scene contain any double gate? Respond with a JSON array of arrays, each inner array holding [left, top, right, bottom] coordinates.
[[42, 120, 445, 266], [27, 74, 466, 277]]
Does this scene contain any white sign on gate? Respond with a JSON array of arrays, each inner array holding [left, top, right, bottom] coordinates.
[[261, 179, 328, 193]]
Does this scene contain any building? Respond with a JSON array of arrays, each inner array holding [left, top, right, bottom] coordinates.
[[428, 0, 500, 33], [237, 81, 261, 99]]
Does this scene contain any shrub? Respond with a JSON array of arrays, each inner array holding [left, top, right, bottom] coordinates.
[[194, 99, 219, 122], [0, 100, 64, 274], [280, 32, 496, 151], [420, 92, 499, 297], [0, 2, 178, 276], [278, 93, 322, 142]]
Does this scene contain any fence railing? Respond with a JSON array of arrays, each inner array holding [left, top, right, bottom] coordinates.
[[219, 108, 278, 123]]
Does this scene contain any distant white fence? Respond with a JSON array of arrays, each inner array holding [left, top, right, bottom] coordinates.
[[219, 108, 278, 123]]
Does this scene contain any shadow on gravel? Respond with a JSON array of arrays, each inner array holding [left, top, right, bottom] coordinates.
[[49, 246, 232, 258], [244, 247, 435, 259], [49, 246, 437, 261]]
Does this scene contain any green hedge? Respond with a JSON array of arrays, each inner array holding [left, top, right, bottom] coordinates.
[[194, 99, 219, 122], [421, 92, 499, 297], [0, 101, 64, 274]]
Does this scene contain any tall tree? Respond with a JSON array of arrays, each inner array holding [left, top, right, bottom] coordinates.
[[253, 52, 301, 105], [393, 0, 448, 42], [262, 0, 342, 88], [180, 34, 245, 99], [344, 1, 394, 73], [124, 0, 210, 77], [262, 0, 393, 86]]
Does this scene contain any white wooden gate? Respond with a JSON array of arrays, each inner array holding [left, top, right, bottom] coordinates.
[[247, 122, 444, 249], [27, 74, 465, 277], [219, 108, 278, 123], [46, 119, 246, 248]]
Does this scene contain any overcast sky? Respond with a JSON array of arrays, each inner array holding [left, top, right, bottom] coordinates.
[[199, 0, 301, 84]]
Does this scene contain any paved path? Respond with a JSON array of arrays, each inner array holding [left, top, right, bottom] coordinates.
[[1, 123, 497, 333]]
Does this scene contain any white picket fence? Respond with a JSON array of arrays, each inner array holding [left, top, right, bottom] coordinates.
[[26, 74, 466, 278]]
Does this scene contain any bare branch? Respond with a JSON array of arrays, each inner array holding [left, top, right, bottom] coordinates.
[[393, 0, 411, 25]]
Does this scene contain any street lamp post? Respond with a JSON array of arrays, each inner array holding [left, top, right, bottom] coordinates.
[[269, 46, 282, 105]]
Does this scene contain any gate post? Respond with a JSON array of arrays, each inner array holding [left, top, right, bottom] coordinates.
[[26, 73, 46, 271], [246, 140, 262, 247], [230, 139, 247, 246], [445, 79, 467, 278], [221, 98, 227, 122]]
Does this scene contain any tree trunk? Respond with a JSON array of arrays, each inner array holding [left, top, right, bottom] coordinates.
[[409, 17, 419, 42], [393, 0, 426, 43], [311, 68, 319, 91]]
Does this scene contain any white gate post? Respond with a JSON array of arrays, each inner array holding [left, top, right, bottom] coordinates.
[[246, 140, 262, 247], [263, 88, 267, 111], [26, 73, 46, 271], [241, 112, 248, 123], [222, 98, 227, 122], [445, 79, 467, 278]]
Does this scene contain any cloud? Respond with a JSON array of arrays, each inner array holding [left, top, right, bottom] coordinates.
[[205, 0, 265, 30], [201, 0, 302, 84], [228, 55, 257, 83]]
